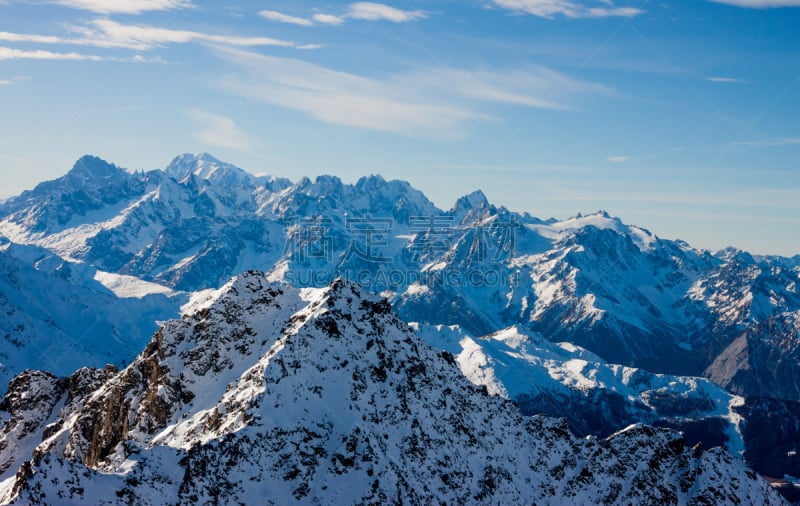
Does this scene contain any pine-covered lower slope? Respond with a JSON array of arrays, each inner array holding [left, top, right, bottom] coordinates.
[[0, 273, 785, 505]]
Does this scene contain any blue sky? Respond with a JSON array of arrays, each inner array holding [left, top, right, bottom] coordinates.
[[0, 0, 798, 255]]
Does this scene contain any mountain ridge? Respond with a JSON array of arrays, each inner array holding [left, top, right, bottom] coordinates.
[[0, 273, 785, 505]]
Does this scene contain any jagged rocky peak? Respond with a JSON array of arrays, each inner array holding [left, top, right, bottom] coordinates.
[[0, 272, 786, 505], [354, 173, 387, 190], [67, 155, 125, 180], [352, 174, 438, 219], [313, 174, 346, 195], [452, 189, 490, 222], [719, 247, 756, 266], [454, 189, 489, 209], [0, 367, 115, 486], [353, 174, 425, 201]]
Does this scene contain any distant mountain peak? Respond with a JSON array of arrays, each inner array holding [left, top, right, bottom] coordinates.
[[454, 189, 489, 211], [355, 174, 386, 187], [165, 152, 254, 186], [68, 155, 123, 180], [714, 246, 756, 265]]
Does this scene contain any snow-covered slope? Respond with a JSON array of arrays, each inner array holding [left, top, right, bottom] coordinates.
[[413, 322, 800, 488], [414, 323, 742, 442], [0, 242, 186, 392], [0, 273, 784, 505]]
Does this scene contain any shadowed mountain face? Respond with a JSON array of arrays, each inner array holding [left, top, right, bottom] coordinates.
[[2, 154, 799, 404], [0, 274, 785, 505]]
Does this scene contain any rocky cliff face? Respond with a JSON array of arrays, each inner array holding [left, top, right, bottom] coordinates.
[[705, 311, 800, 400], [0, 273, 785, 505]]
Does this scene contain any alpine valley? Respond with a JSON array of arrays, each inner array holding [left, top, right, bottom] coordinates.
[[0, 154, 798, 504]]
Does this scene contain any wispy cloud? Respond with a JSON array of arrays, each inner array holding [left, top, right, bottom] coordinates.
[[312, 13, 345, 25], [189, 110, 257, 151], [404, 66, 605, 109], [0, 79, 12, 85], [347, 2, 427, 22], [491, 0, 643, 18], [214, 46, 608, 138], [0, 19, 295, 52], [258, 3, 424, 27], [0, 46, 102, 61], [732, 137, 800, 148], [706, 76, 748, 83], [49, 0, 193, 14], [258, 10, 314, 26], [79, 19, 294, 50], [0, 32, 68, 44], [708, 0, 800, 8], [606, 156, 631, 162]]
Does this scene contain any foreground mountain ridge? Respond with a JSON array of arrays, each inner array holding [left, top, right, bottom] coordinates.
[[0, 273, 785, 505]]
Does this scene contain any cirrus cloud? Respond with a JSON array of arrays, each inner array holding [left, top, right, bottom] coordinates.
[[0, 46, 103, 60], [257, 3, 425, 27], [347, 2, 427, 22], [708, 0, 800, 7], [188, 110, 257, 151], [213, 46, 609, 138], [312, 13, 345, 25], [491, 0, 643, 18], [78, 19, 294, 50], [258, 10, 314, 27], [49, 0, 193, 14], [0, 19, 295, 52]]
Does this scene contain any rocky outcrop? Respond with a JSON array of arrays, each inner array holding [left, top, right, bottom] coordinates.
[[706, 313, 800, 401], [0, 274, 785, 505]]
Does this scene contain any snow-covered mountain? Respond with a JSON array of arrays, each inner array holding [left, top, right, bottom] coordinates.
[[1, 154, 799, 394], [0, 273, 784, 505], [1, 154, 800, 499], [413, 323, 800, 486], [0, 240, 186, 391]]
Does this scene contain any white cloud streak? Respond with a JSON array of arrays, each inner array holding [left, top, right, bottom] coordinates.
[[606, 156, 631, 162], [733, 137, 800, 148], [0, 46, 103, 60], [189, 110, 256, 151], [312, 13, 345, 25], [258, 10, 314, 26], [214, 46, 608, 138], [706, 76, 747, 83], [50, 0, 193, 14], [346, 2, 427, 22], [491, 0, 643, 18], [0, 19, 295, 52], [708, 0, 800, 7], [81, 19, 294, 50], [258, 4, 424, 27]]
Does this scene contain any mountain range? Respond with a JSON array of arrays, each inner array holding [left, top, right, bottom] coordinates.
[[1, 153, 799, 502]]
